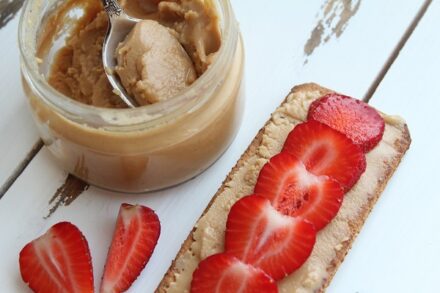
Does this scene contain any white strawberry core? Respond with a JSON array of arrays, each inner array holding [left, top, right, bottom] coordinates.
[[303, 139, 336, 173], [275, 160, 328, 211], [294, 161, 324, 189], [255, 203, 292, 253], [102, 205, 142, 292], [217, 261, 250, 293], [34, 231, 75, 291]]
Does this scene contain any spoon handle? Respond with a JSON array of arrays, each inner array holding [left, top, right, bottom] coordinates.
[[102, 0, 123, 18]]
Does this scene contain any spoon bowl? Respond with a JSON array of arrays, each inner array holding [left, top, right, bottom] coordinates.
[[101, 0, 140, 108]]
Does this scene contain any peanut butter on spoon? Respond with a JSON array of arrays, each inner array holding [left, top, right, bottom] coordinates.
[[115, 20, 197, 105], [48, 0, 221, 108]]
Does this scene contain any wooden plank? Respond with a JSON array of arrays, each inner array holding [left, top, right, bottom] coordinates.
[[0, 10, 41, 193], [0, 0, 429, 194], [329, 1, 439, 292], [0, 0, 429, 291]]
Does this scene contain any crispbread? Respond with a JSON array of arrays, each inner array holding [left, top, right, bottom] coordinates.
[[157, 83, 411, 293]]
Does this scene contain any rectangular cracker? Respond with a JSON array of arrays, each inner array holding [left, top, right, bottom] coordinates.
[[156, 83, 411, 293]]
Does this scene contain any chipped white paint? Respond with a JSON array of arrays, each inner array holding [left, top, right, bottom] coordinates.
[[304, 0, 361, 59]]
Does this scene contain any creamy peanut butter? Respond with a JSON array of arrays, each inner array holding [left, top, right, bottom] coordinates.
[[24, 39, 243, 191], [21, 0, 244, 192], [164, 89, 408, 292], [48, 11, 127, 108], [47, 0, 221, 108], [115, 20, 197, 105], [121, 0, 222, 74]]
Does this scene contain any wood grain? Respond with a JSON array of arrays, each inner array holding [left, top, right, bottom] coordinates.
[[0, 13, 40, 192], [0, 0, 24, 29], [0, 0, 432, 292], [0, 0, 428, 193], [341, 1, 440, 291], [304, 0, 361, 61], [362, 0, 432, 102]]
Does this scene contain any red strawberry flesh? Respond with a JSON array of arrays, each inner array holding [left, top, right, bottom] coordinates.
[[191, 253, 278, 293], [225, 195, 316, 280], [19, 222, 94, 293], [100, 203, 160, 293], [282, 120, 366, 190], [255, 152, 344, 230], [308, 93, 385, 152]]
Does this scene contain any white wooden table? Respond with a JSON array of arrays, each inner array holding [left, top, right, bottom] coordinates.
[[0, 0, 438, 292]]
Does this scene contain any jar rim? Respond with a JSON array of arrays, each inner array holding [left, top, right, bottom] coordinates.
[[18, 0, 238, 130]]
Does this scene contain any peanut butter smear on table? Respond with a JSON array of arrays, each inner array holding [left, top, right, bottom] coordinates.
[[45, 0, 221, 108]]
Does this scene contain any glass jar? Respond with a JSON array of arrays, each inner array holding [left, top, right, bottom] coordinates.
[[19, 0, 244, 192]]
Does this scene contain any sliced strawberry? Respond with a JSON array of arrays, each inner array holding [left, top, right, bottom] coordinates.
[[225, 195, 316, 280], [308, 93, 385, 152], [100, 204, 160, 293], [254, 152, 344, 230], [19, 222, 94, 293], [191, 253, 277, 293], [282, 120, 366, 190]]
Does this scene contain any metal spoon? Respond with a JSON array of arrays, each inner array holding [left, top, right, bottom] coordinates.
[[101, 0, 140, 108]]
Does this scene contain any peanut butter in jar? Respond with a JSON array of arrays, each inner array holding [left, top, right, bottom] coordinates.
[[19, 0, 244, 192]]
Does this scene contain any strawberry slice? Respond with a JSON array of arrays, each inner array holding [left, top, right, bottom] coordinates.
[[308, 93, 385, 152], [282, 120, 366, 190], [225, 195, 316, 280], [100, 204, 160, 293], [19, 222, 94, 293], [191, 253, 278, 293], [254, 152, 344, 230]]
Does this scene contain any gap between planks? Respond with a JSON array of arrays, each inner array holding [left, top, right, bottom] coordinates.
[[0, 140, 43, 198], [0, 0, 433, 201], [362, 0, 432, 102]]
